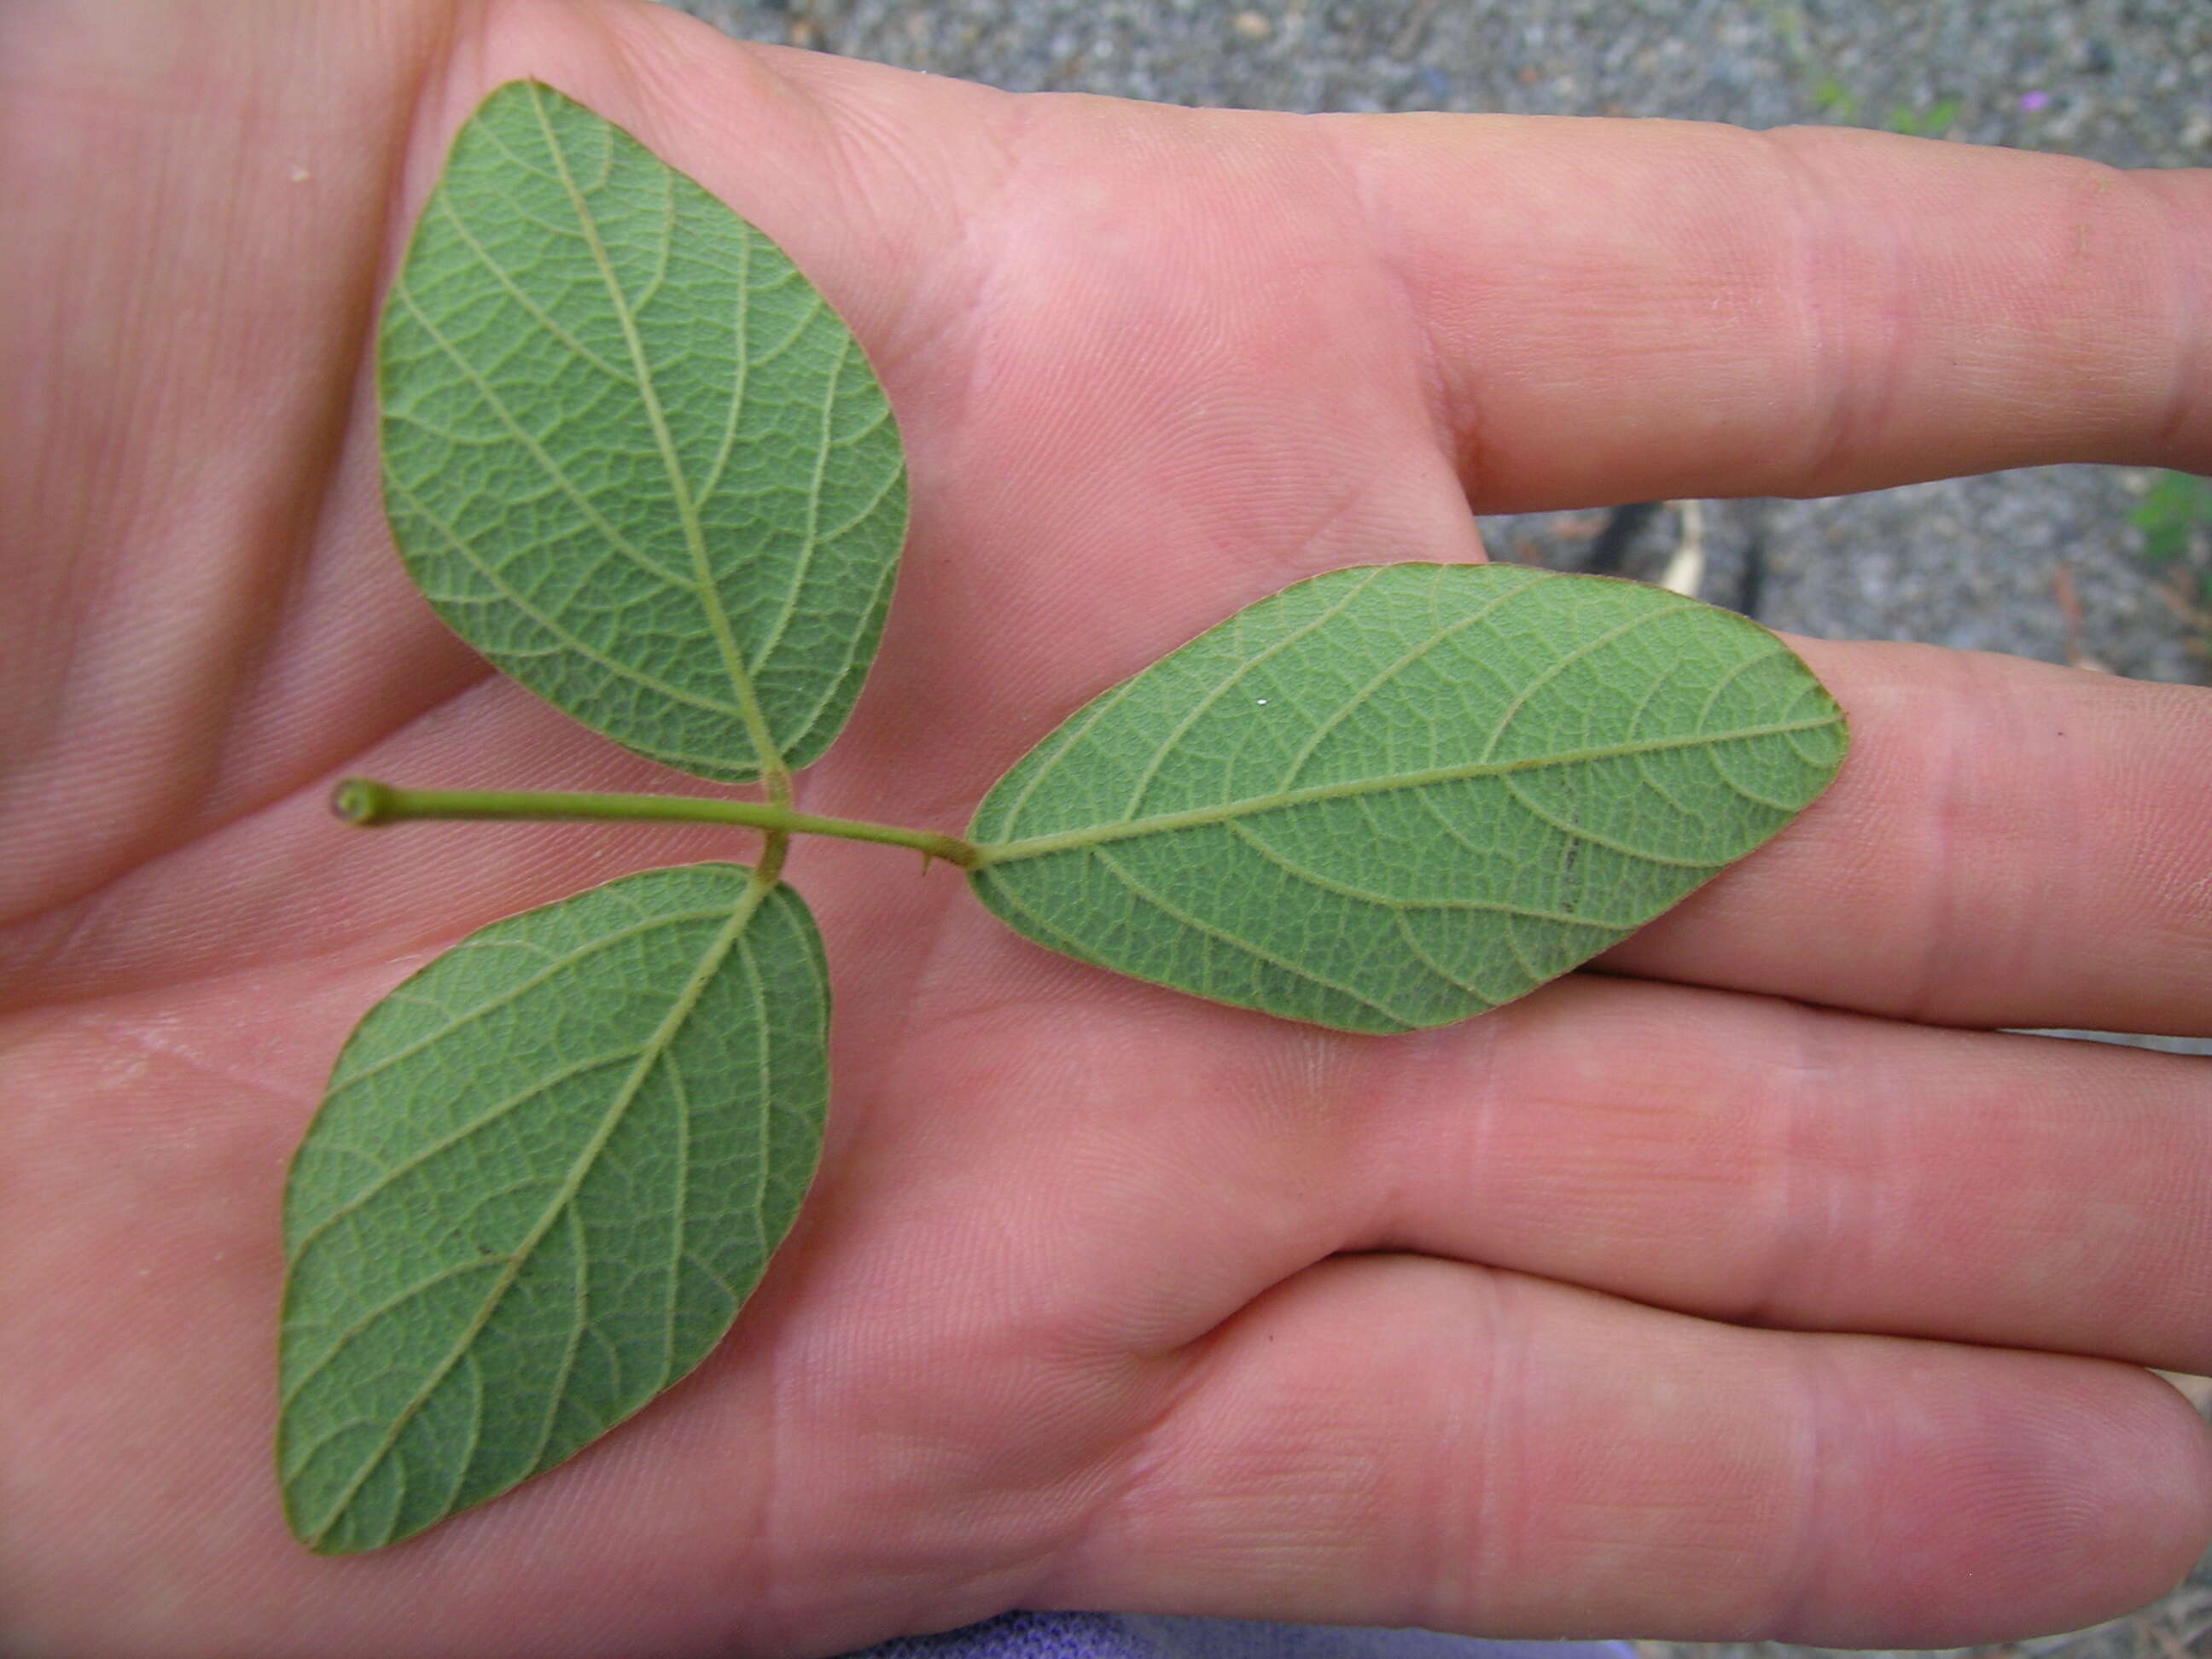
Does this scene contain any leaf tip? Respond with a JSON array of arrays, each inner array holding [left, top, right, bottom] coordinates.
[[277, 1475, 353, 1557], [277, 1441, 430, 1557]]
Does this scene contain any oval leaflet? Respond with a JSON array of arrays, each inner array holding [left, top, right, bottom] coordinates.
[[278, 864, 829, 1553], [969, 562, 1848, 1033]]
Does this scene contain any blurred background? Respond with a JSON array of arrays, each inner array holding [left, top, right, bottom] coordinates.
[[667, 4, 2212, 1656]]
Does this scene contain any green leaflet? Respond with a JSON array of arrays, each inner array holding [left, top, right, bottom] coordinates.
[[969, 563, 1848, 1033], [277, 864, 829, 1554], [379, 81, 905, 782]]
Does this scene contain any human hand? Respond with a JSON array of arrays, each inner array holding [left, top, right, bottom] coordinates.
[[4, 3, 2209, 1656]]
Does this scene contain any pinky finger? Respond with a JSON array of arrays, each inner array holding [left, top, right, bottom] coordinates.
[[1043, 1254, 2212, 1648]]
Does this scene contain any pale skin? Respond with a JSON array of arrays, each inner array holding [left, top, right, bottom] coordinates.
[[4, 2, 2211, 1655]]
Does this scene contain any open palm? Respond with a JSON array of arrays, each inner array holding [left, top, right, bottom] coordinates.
[[6, 5, 2212, 1656]]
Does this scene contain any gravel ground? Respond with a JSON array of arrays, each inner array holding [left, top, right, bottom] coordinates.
[[665, 3, 2211, 1655]]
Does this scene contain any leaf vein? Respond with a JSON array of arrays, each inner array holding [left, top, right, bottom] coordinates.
[[387, 479, 745, 718], [389, 282, 692, 592], [1278, 564, 1550, 788], [429, 193, 630, 381], [1084, 847, 1419, 1028], [1388, 908, 1497, 1004], [1120, 568, 1388, 820], [520, 1203, 591, 1481], [664, 1040, 693, 1394], [696, 222, 754, 502], [1475, 597, 1697, 764], [745, 310, 844, 680], [292, 1048, 645, 1260], [328, 906, 738, 1095], [1219, 817, 1627, 928], [1498, 773, 1726, 870], [280, 1258, 510, 1411]]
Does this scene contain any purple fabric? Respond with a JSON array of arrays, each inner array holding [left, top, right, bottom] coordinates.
[[837, 1610, 1636, 1659]]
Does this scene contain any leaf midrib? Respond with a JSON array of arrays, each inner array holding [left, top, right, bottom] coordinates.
[[972, 713, 1843, 866], [523, 82, 787, 789]]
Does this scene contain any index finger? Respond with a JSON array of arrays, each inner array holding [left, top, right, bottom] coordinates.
[[1326, 111, 2211, 504], [620, 28, 2212, 506]]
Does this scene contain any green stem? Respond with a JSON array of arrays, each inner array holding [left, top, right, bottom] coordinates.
[[334, 779, 980, 870]]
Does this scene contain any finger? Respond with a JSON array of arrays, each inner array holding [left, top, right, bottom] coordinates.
[[1330, 112, 2212, 504], [1048, 1254, 2212, 1646], [1346, 974, 2212, 1373], [1607, 637, 2212, 1035], [693, 39, 2212, 503], [684, 33, 2212, 504], [894, 957, 2212, 1381]]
